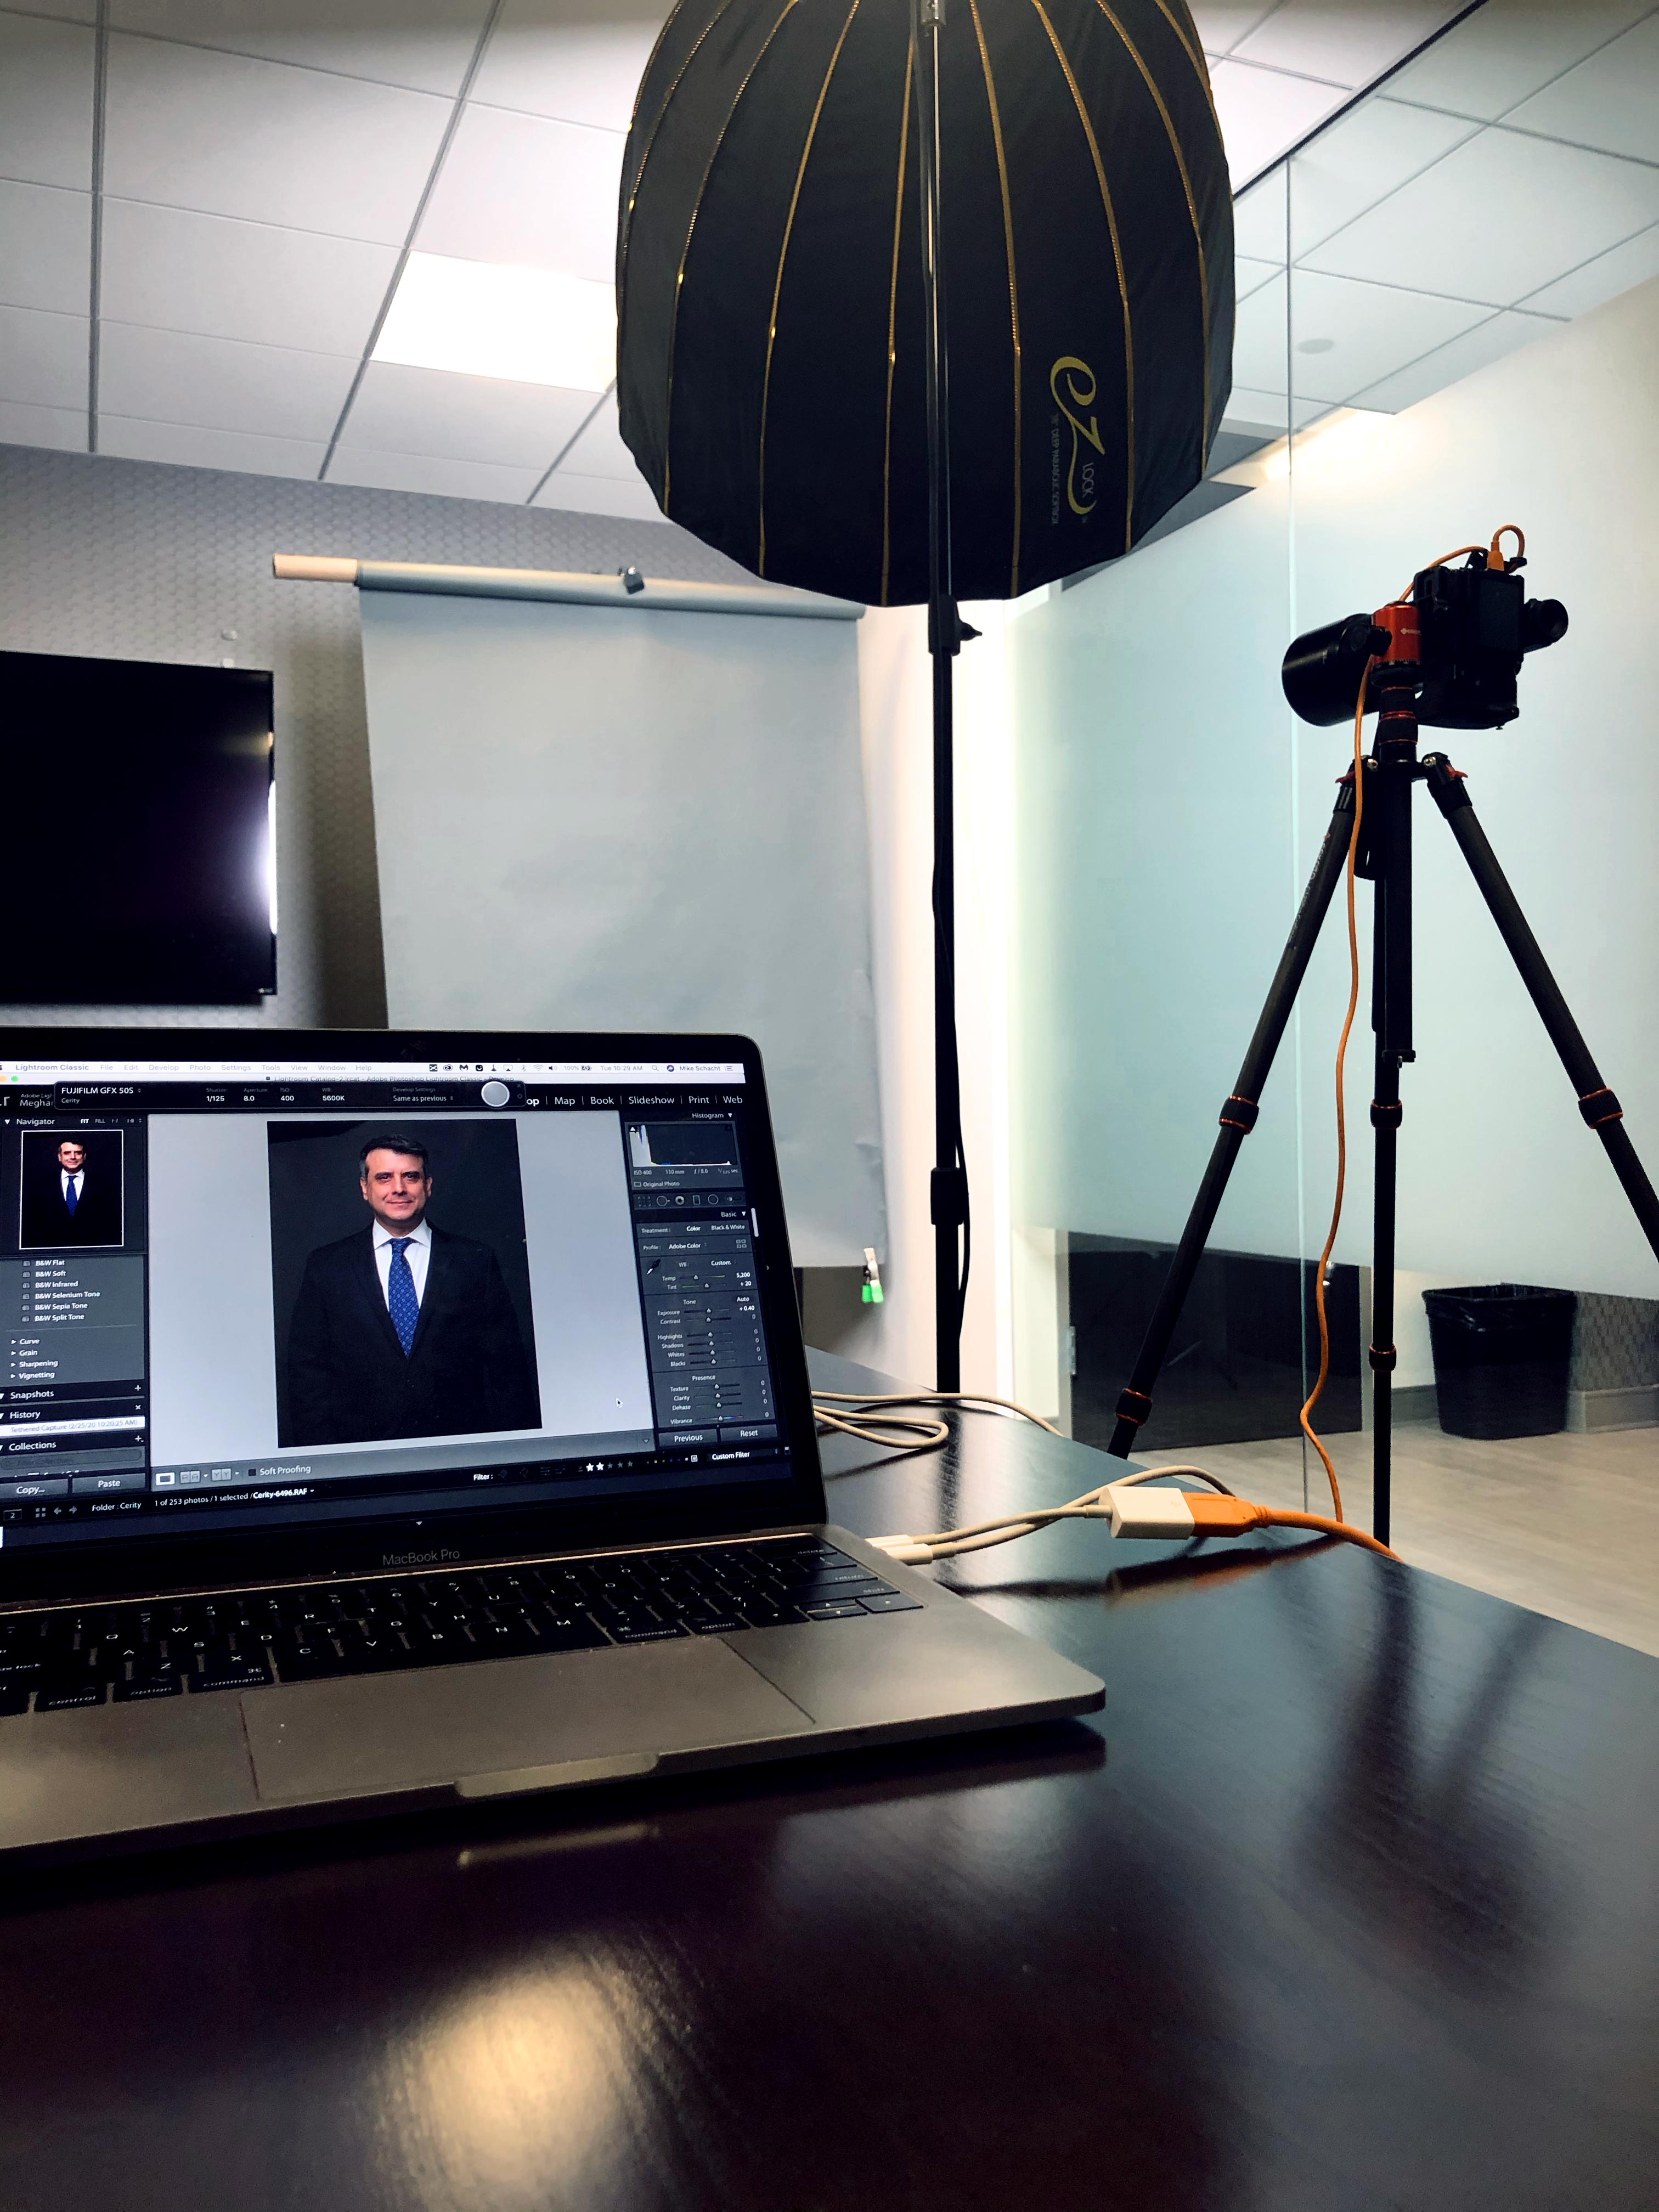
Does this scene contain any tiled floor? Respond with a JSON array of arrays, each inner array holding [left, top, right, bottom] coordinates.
[[1138, 1423, 1659, 1658]]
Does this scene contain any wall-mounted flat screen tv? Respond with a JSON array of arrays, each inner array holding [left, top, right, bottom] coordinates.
[[0, 650, 276, 1005]]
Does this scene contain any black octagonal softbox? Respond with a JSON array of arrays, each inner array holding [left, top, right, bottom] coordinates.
[[617, 0, 1231, 603]]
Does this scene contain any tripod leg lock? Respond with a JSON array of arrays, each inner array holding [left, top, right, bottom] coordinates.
[[1423, 754, 1472, 816], [1370, 1098, 1404, 1130], [929, 1167, 969, 1226], [1579, 1087, 1624, 1128], [1218, 1093, 1259, 1132], [1368, 1344, 1398, 1372], [1114, 1387, 1152, 1427]]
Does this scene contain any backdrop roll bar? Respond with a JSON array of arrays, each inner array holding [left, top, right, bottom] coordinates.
[[272, 554, 863, 622]]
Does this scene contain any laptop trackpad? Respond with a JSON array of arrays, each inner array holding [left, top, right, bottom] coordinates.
[[242, 1640, 812, 1804]]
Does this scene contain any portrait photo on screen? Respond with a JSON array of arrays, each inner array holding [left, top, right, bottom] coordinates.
[[19, 1128, 125, 1251], [268, 1120, 542, 1449]]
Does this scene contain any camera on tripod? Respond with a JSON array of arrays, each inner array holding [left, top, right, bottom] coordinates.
[[1281, 543, 1568, 732]]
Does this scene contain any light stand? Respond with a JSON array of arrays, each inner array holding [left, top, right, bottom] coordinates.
[[616, 0, 1236, 1398], [912, 0, 968, 1392]]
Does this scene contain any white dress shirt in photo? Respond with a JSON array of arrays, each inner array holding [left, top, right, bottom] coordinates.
[[372, 1217, 432, 1310]]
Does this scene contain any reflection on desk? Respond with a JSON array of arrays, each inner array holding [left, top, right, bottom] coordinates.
[[0, 1348, 1653, 2211]]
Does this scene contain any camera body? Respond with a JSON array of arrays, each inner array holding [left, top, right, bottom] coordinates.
[[1282, 554, 1568, 731]]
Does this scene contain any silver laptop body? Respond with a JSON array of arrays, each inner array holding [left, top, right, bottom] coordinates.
[[0, 1029, 1100, 1865]]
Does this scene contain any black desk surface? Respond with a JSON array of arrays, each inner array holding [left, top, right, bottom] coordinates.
[[3, 1350, 1656, 2211]]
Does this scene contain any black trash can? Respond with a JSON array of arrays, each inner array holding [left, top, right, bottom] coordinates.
[[1421, 1284, 1578, 1440]]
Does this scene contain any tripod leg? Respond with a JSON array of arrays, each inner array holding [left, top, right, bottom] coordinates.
[[1106, 780, 1357, 1458], [1424, 755, 1659, 1264], [1370, 1037, 1400, 1548]]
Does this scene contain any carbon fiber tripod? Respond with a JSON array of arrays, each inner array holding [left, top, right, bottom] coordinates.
[[1102, 659, 1659, 1545]]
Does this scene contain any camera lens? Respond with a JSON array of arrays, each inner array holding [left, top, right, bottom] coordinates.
[[1523, 597, 1568, 652], [1282, 612, 1380, 726]]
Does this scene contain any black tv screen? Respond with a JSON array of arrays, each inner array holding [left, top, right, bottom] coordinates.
[[0, 650, 276, 1004]]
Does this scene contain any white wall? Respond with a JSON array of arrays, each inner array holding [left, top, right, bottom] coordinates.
[[0, 442, 750, 1028], [1011, 273, 1659, 1306]]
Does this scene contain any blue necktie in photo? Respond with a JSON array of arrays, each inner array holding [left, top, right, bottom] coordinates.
[[387, 1237, 419, 1356], [64, 1179, 77, 1216]]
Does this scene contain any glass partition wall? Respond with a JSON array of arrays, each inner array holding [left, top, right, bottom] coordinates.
[[1009, 3, 1659, 1641]]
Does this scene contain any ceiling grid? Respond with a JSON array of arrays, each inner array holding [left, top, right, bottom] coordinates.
[[315, 0, 506, 483], [0, 1, 1654, 511]]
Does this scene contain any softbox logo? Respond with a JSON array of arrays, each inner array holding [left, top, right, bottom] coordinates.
[[1050, 356, 1104, 520]]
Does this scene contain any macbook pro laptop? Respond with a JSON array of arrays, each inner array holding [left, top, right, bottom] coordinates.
[[0, 1028, 1101, 1864]]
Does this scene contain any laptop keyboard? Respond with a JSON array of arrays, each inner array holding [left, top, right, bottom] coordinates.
[[0, 1537, 919, 1714]]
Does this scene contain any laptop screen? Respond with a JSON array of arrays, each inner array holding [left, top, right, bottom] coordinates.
[[0, 1042, 811, 1575]]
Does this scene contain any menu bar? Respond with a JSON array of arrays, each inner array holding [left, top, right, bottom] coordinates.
[[0, 1058, 746, 1084]]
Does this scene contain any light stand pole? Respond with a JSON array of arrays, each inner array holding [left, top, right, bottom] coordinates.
[[911, 0, 967, 1392]]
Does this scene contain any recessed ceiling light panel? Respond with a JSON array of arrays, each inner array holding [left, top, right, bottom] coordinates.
[[374, 253, 616, 392]]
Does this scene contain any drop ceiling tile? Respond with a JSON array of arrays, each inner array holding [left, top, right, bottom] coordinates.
[[532, 466, 662, 520], [1233, 263, 1491, 404], [1519, 219, 1659, 317], [1348, 305, 1562, 410], [1188, 4, 1279, 57], [17, 0, 96, 18], [343, 357, 594, 464], [1233, 1, 1466, 90], [103, 35, 451, 244], [0, 182, 91, 315], [1285, 94, 1477, 255], [109, 0, 492, 97], [1222, 382, 1290, 428], [0, 13, 94, 190], [0, 397, 86, 450], [101, 200, 398, 356], [470, 0, 669, 131], [1234, 252, 1283, 300], [1504, 13, 1659, 163], [1302, 127, 1659, 304], [98, 413, 328, 477], [98, 320, 358, 438], [1220, 385, 1289, 430], [0, 303, 87, 408], [1232, 174, 1289, 259], [1232, 271, 1290, 391], [415, 103, 623, 282], [1288, 268, 1501, 400], [550, 390, 646, 481], [328, 443, 541, 500], [1209, 58, 1350, 184], [1215, 385, 1334, 432], [1385, 0, 1653, 122]]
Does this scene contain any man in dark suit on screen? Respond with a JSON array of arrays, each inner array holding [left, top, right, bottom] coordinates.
[[284, 1135, 541, 1447], [20, 1135, 123, 1249]]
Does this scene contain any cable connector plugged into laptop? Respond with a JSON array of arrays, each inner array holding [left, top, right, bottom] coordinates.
[[873, 1500, 1115, 1565]]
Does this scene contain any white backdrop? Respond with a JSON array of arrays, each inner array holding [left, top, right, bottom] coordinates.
[[358, 584, 885, 1267]]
